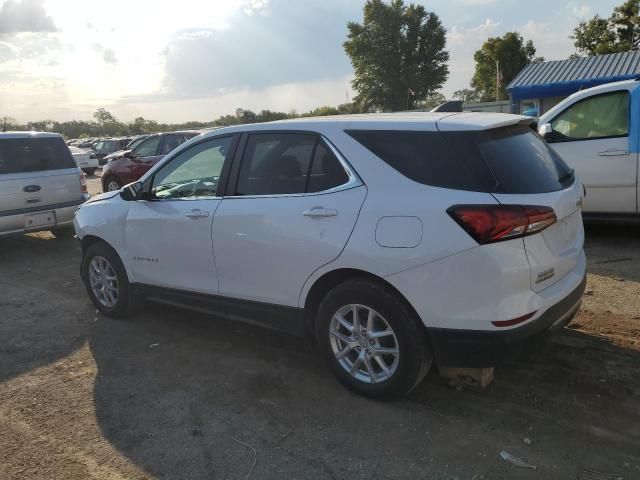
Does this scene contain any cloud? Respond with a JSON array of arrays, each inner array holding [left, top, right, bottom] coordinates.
[[160, 0, 357, 96], [0, 0, 56, 34], [448, 18, 499, 46], [455, 0, 497, 4], [567, 2, 593, 20], [517, 19, 574, 61], [102, 48, 117, 64]]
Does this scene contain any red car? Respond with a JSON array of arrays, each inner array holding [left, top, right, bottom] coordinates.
[[101, 131, 201, 192]]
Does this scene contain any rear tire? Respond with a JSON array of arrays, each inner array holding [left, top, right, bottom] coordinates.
[[81, 241, 140, 318], [316, 279, 432, 398]]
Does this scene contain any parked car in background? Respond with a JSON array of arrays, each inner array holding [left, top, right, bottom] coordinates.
[[77, 138, 97, 149], [0, 132, 89, 237], [75, 113, 585, 398], [69, 145, 99, 175], [92, 138, 133, 165], [538, 79, 640, 220], [101, 131, 200, 191], [101, 134, 149, 164]]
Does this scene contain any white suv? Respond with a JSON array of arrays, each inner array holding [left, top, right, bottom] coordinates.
[[74, 113, 586, 397], [1, 132, 90, 237]]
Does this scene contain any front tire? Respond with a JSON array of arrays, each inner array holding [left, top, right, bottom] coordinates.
[[103, 176, 121, 192], [81, 242, 139, 318], [316, 279, 432, 398]]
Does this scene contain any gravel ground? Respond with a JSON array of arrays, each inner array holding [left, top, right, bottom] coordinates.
[[0, 170, 639, 479]]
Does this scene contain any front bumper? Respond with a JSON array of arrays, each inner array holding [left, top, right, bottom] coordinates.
[[427, 274, 587, 368]]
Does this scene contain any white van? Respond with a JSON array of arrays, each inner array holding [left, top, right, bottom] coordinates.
[[538, 79, 639, 220], [0, 132, 90, 237]]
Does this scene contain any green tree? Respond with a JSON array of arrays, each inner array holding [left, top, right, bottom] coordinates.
[[572, 0, 640, 56], [93, 108, 117, 125], [471, 32, 538, 102], [418, 92, 447, 110], [452, 88, 480, 103], [344, 0, 449, 111]]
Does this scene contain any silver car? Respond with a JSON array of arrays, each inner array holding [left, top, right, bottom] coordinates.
[[0, 132, 90, 237]]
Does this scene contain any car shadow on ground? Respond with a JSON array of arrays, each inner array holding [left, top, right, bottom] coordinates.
[[584, 223, 640, 283], [0, 233, 91, 384], [87, 303, 640, 479]]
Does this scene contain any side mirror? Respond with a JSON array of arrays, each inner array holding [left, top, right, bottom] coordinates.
[[538, 123, 553, 140], [120, 181, 143, 201]]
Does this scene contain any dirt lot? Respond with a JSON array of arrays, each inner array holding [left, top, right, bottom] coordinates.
[[1, 170, 639, 479]]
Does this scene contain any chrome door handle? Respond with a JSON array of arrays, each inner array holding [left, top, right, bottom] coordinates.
[[184, 209, 209, 219], [303, 206, 338, 218], [598, 149, 629, 156]]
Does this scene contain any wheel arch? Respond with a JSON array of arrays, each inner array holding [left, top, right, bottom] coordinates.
[[303, 268, 427, 334], [80, 234, 110, 256]]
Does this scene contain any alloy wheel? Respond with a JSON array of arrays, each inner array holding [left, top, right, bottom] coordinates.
[[106, 179, 121, 191], [88, 256, 119, 308], [329, 304, 400, 384]]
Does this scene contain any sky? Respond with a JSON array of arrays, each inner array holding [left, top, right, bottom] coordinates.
[[0, 0, 623, 123]]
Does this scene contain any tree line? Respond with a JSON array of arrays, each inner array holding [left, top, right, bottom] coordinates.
[[3, 0, 638, 137]]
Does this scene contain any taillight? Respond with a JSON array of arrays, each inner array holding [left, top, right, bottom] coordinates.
[[447, 204, 557, 244], [79, 171, 88, 194]]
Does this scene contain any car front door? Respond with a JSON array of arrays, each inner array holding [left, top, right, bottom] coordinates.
[[125, 135, 236, 294], [126, 135, 164, 181], [212, 131, 366, 310], [546, 89, 637, 213]]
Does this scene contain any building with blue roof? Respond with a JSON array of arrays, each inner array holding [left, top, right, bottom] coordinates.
[[506, 51, 640, 116]]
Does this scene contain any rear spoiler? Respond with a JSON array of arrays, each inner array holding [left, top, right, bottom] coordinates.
[[430, 100, 463, 112]]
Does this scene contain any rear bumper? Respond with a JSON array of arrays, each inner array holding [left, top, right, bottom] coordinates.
[[428, 274, 586, 368], [0, 195, 89, 236]]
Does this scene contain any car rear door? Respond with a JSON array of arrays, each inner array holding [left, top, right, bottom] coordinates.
[[0, 136, 83, 232], [545, 89, 637, 213], [212, 131, 366, 308]]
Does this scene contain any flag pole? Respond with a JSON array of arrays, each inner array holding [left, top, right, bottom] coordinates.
[[496, 59, 499, 102]]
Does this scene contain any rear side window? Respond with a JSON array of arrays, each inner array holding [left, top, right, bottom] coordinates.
[[307, 142, 350, 193], [235, 133, 350, 196], [0, 137, 75, 174], [346, 130, 482, 191], [237, 133, 315, 195], [348, 126, 573, 194], [160, 134, 188, 155]]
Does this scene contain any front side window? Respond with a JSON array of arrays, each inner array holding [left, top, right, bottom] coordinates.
[[235, 133, 350, 196], [151, 136, 231, 199], [550, 91, 629, 141], [134, 136, 162, 157]]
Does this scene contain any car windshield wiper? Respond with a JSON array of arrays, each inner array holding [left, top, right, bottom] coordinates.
[[558, 169, 574, 183]]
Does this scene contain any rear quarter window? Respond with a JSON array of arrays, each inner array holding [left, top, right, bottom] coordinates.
[[0, 137, 76, 174], [346, 130, 484, 191], [442, 126, 574, 194]]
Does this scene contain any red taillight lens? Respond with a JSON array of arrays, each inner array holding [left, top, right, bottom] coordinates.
[[79, 171, 88, 194], [447, 205, 557, 244]]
